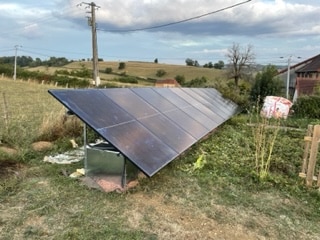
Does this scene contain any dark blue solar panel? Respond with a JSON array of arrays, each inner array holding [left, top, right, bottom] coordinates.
[[47, 89, 133, 129], [98, 121, 177, 177], [139, 114, 196, 153], [101, 89, 158, 119], [181, 88, 230, 120], [131, 88, 176, 113], [48, 88, 238, 177]]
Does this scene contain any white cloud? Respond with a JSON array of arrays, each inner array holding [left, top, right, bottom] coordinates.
[[0, 0, 320, 64]]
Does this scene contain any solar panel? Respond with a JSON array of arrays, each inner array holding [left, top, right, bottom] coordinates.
[[48, 88, 238, 177]]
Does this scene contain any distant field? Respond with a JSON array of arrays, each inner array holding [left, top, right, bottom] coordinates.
[[29, 61, 227, 86]]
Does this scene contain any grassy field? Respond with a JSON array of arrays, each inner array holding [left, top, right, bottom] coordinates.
[[0, 78, 64, 148], [1, 79, 320, 239], [29, 61, 226, 86]]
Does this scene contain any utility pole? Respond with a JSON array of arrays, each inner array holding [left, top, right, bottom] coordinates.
[[80, 2, 100, 87], [285, 56, 292, 100], [280, 55, 301, 100], [13, 45, 21, 81]]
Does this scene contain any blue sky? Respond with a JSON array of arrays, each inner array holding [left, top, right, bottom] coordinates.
[[0, 0, 319, 66]]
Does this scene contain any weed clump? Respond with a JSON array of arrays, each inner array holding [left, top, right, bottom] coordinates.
[[250, 105, 281, 181], [37, 110, 83, 142]]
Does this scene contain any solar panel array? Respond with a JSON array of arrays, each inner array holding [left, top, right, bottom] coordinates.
[[48, 88, 238, 177]]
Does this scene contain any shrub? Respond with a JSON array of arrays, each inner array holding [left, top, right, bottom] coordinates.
[[156, 69, 166, 77], [185, 76, 207, 87], [292, 95, 320, 118], [118, 62, 126, 70], [105, 67, 113, 74], [211, 80, 250, 112], [250, 65, 282, 105], [118, 76, 138, 84], [175, 75, 185, 85]]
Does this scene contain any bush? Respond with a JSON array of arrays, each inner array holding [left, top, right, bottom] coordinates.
[[175, 75, 185, 85], [105, 67, 113, 74], [211, 80, 250, 112], [185, 76, 207, 87], [118, 62, 126, 70], [156, 69, 166, 77], [292, 95, 320, 118], [250, 65, 282, 105], [118, 76, 138, 84]]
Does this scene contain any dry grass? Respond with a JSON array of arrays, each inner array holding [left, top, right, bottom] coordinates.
[[29, 61, 226, 85], [0, 77, 64, 147], [38, 110, 83, 142]]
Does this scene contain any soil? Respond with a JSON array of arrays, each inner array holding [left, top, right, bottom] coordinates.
[[0, 160, 23, 179], [126, 192, 269, 240]]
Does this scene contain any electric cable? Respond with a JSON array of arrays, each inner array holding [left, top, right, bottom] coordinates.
[[97, 0, 252, 33]]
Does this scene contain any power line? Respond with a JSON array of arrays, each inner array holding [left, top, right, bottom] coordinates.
[[97, 0, 252, 33]]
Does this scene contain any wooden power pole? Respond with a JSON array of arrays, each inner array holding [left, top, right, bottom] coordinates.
[[80, 2, 100, 86]]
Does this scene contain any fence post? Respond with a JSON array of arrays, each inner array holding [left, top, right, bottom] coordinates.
[[306, 125, 320, 187], [301, 125, 313, 174], [1, 92, 9, 131]]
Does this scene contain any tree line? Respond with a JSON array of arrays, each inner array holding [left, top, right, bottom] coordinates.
[[185, 58, 225, 69], [0, 56, 71, 67]]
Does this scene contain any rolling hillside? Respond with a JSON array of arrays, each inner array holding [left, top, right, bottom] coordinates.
[[29, 60, 227, 86]]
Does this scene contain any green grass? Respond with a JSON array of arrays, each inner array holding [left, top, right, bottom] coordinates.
[[1, 79, 320, 239]]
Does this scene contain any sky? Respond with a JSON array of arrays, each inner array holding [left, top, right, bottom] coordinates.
[[0, 0, 319, 66]]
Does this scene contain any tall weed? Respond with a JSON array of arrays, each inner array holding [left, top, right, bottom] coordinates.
[[250, 105, 281, 180]]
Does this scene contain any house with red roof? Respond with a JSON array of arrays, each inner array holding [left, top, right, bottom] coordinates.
[[277, 54, 320, 101], [155, 79, 181, 88]]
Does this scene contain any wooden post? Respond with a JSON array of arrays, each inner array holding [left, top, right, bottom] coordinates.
[[306, 125, 320, 187], [301, 125, 313, 174], [2, 92, 9, 131], [317, 171, 320, 187]]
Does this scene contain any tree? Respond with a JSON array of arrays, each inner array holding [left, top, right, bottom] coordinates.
[[118, 62, 126, 70], [250, 65, 282, 104], [185, 58, 195, 66], [213, 60, 224, 69], [154, 58, 158, 63], [203, 62, 213, 68], [156, 69, 166, 77], [226, 43, 255, 87], [175, 75, 185, 85]]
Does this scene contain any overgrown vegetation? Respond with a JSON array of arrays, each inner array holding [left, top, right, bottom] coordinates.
[[250, 65, 282, 104], [1, 59, 320, 239], [292, 95, 320, 118]]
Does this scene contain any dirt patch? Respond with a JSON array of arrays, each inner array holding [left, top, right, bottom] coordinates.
[[0, 160, 24, 179], [126, 192, 267, 240]]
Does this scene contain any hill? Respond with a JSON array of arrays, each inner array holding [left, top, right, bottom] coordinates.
[[29, 61, 226, 86]]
